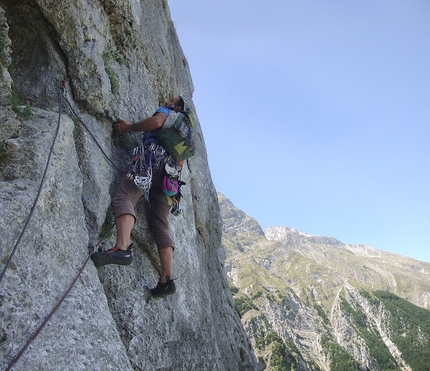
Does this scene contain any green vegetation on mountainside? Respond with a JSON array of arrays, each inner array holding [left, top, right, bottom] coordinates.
[[232, 288, 317, 371], [372, 291, 430, 371], [339, 297, 400, 370], [219, 193, 430, 370], [320, 335, 361, 371]]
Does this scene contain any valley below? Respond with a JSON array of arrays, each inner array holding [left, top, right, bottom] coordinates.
[[218, 193, 430, 371]]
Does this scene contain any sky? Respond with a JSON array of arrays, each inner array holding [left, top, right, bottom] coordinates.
[[169, 1, 430, 263]]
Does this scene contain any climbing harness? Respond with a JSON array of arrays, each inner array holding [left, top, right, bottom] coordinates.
[[126, 141, 159, 193], [126, 138, 174, 196]]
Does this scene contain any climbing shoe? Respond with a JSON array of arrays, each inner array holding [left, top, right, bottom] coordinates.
[[151, 276, 176, 298], [91, 244, 133, 267]]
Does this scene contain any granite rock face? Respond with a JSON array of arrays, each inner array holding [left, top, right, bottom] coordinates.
[[0, 1, 256, 370]]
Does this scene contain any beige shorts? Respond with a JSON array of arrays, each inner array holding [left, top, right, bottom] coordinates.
[[111, 177, 144, 221], [111, 176, 174, 250]]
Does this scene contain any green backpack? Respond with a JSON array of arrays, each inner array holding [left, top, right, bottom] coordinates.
[[154, 95, 196, 161]]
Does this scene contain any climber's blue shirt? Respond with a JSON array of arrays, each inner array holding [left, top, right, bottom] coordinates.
[[154, 106, 170, 116]]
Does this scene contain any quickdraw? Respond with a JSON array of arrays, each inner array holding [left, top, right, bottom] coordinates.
[[126, 141, 170, 194]]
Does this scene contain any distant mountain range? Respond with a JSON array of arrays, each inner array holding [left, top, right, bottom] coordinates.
[[218, 193, 430, 371]]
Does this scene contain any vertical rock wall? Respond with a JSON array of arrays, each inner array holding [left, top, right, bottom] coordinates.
[[0, 1, 256, 370]]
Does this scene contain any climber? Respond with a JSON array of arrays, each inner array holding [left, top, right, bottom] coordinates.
[[91, 96, 187, 298]]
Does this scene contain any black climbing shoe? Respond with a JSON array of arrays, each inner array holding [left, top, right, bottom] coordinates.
[[151, 276, 176, 298], [91, 244, 133, 267]]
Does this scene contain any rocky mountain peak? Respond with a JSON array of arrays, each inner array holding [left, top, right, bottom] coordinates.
[[218, 193, 265, 237], [265, 225, 343, 246]]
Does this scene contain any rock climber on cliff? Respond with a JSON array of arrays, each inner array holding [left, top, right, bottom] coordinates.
[[91, 96, 191, 298]]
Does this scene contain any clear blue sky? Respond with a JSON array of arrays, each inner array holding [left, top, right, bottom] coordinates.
[[169, 1, 430, 263]]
